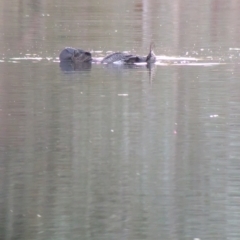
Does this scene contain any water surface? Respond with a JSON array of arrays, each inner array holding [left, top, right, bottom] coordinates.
[[1, 1, 240, 240]]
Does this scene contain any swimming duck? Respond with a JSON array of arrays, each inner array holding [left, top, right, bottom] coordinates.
[[59, 43, 156, 65]]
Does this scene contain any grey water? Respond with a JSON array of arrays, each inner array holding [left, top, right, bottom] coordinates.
[[1, 1, 240, 240]]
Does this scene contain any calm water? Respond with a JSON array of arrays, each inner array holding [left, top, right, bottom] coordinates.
[[1, 1, 240, 240]]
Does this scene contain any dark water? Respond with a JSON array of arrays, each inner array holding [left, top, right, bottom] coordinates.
[[1, 1, 240, 240]]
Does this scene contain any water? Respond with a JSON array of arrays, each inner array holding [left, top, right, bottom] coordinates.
[[1, 1, 240, 240]]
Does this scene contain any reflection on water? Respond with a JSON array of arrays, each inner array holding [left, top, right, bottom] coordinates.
[[59, 61, 92, 72], [1, 1, 240, 240]]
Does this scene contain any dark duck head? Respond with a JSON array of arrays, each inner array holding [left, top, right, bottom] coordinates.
[[146, 42, 156, 64], [71, 49, 92, 64]]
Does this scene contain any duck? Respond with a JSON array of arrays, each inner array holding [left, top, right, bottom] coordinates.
[[59, 43, 156, 65]]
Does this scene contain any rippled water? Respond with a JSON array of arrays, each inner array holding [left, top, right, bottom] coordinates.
[[1, 1, 240, 240]]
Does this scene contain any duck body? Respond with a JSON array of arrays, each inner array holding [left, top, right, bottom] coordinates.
[[101, 52, 131, 64], [101, 52, 148, 64], [101, 43, 156, 65], [123, 55, 146, 64]]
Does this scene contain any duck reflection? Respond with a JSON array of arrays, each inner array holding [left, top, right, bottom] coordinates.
[[59, 60, 92, 72]]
